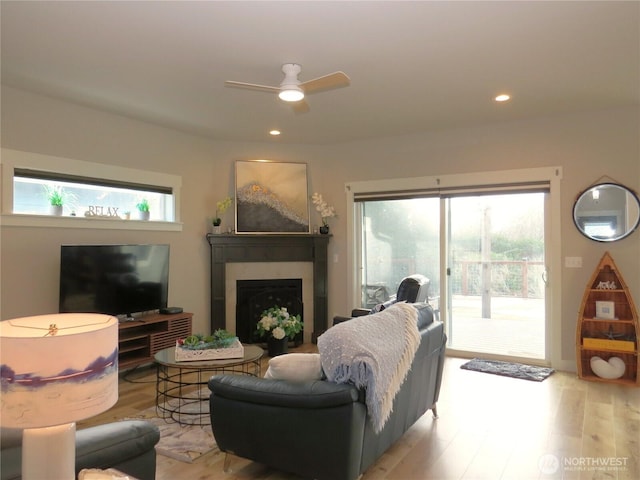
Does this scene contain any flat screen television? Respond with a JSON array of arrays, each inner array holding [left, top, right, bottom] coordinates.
[[59, 244, 170, 317]]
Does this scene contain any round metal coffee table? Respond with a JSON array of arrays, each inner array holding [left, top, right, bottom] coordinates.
[[154, 344, 263, 425]]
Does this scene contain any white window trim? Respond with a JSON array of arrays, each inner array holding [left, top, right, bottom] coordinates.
[[344, 166, 565, 369], [1, 148, 182, 231]]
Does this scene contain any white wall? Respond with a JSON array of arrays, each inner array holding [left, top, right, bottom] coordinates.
[[2, 85, 638, 370], [0, 86, 324, 331]]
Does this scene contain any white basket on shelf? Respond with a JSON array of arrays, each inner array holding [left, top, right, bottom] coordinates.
[[175, 339, 244, 361]]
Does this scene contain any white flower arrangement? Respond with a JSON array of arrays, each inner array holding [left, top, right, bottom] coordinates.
[[256, 306, 302, 340], [311, 192, 336, 226]]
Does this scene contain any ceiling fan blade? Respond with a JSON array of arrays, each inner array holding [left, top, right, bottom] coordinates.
[[225, 81, 280, 94], [291, 99, 310, 114], [300, 72, 350, 95]]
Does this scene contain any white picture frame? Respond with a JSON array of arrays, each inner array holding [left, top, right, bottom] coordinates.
[[595, 300, 615, 320]]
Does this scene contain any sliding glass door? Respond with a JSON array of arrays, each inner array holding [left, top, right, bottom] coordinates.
[[352, 170, 557, 364], [360, 198, 440, 309], [445, 192, 546, 360]]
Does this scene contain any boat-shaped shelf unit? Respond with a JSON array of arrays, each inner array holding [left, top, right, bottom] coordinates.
[[576, 252, 639, 386]]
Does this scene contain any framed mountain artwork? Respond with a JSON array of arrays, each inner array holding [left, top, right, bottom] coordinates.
[[235, 160, 310, 234]]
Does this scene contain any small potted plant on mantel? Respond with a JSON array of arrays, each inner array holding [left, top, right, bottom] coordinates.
[[312, 192, 336, 234], [136, 199, 150, 221], [211, 196, 233, 233]]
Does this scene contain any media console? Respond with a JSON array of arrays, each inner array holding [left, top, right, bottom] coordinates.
[[118, 312, 193, 369]]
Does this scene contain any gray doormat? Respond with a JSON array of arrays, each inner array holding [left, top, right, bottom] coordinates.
[[461, 358, 554, 382]]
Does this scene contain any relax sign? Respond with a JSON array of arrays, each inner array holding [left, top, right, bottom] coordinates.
[[85, 206, 120, 217]]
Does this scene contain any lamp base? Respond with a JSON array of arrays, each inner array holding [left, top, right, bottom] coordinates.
[[23, 423, 76, 480]]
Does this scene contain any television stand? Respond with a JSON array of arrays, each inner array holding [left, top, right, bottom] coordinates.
[[118, 312, 192, 369]]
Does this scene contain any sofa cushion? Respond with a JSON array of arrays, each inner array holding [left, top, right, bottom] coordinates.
[[264, 353, 323, 381], [414, 303, 435, 329]]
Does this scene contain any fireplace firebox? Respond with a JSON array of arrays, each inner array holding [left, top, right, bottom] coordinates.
[[236, 279, 303, 344]]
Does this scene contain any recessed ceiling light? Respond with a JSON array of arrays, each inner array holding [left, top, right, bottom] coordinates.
[[495, 94, 511, 102], [269, 130, 281, 136]]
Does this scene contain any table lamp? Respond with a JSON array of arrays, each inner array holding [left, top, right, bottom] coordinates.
[[0, 313, 119, 480]]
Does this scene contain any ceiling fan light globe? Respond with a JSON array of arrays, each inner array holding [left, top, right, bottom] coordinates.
[[279, 88, 304, 102]]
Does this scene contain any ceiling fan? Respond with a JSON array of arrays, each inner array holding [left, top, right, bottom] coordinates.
[[225, 63, 350, 113]]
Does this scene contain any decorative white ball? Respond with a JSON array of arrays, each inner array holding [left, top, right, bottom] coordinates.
[[590, 356, 625, 379]]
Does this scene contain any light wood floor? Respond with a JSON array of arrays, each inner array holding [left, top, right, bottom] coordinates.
[[81, 347, 640, 480]]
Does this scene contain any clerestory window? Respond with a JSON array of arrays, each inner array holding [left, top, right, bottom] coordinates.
[[13, 169, 174, 221], [1, 149, 182, 230]]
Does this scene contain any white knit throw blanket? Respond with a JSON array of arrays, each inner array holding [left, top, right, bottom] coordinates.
[[317, 302, 420, 433]]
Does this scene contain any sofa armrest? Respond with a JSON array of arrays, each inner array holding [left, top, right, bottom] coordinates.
[[209, 374, 359, 408], [209, 375, 367, 480], [0, 446, 20, 480], [333, 308, 371, 326], [76, 420, 160, 480], [1, 421, 160, 480]]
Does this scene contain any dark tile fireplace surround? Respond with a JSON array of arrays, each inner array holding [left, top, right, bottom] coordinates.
[[206, 234, 330, 342]]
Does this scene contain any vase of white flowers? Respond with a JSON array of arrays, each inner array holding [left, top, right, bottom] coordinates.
[[267, 336, 287, 357], [256, 305, 302, 356], [312, 192, 336, 234]]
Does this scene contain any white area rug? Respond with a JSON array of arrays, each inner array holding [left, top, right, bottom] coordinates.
[[125, 404, 218, 463]]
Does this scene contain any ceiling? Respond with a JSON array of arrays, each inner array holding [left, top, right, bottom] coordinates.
[[2, 1, 638, 145]]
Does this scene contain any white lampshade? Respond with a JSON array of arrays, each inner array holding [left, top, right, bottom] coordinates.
[[0, 313, 119, 479]]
